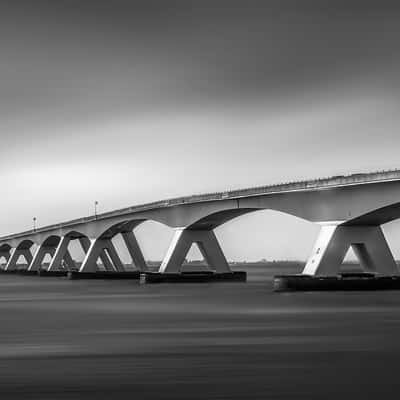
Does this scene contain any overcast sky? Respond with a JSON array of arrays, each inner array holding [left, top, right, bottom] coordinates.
[[1, 1, 400, 261]]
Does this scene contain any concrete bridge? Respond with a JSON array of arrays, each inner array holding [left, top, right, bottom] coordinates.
[[1, 170, 400, 279]]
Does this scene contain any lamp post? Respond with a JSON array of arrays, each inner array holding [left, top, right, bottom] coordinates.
[[94, 201, 99, 219], [33, 217, 37, 232]]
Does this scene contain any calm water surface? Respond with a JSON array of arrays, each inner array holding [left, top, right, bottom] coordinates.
[[0, 266, 399, 399]]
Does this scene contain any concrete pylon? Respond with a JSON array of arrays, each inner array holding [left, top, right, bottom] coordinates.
[[159, 228, 231, 274], [0, 251, 11, 269], [28, 245, 56, 271], [121, 231, 147, 271], [104, 241, 125, 271], [47, 236, 76, 271], [63, 250, 76, 270], [5, 248, 33, 271], [303, 225, 399, 276], [79, 237, 115, 271], [79, 238, 125, 273]]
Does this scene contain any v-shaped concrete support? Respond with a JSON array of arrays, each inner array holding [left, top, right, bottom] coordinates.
[[5, 248, 33, 271], [79, 238, 125, 272], [79, 237, 115, 271], [28, 245, 56, 271], [47, 236, 76, 271], [303, 225, 399, 276], [0, 251, 11, 270], [159, 228, 231, 274], [121, 231, 147, 271]]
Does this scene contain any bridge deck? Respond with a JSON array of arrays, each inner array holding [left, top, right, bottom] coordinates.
[[1, 169, 399, 241]]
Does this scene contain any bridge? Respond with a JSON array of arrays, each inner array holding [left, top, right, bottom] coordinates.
[[1, 169, 400, 281]]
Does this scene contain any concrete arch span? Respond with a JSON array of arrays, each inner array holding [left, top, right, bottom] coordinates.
[[0, 244, 11, 252], [41, 235, 61, 247], [27, 233, 94, 272], [80, 219, 149, 273], [344, 202, 400, 226], [30, 222, 149, 274], [90, 211, 272, 275], [187, 208, 261, 230], [16, 239, 35, 250], [4, 240, 35, 271], [185, 206, 320, 230], [159, 207, 316, 274], [89, 209, 313, 275], [29, 235, 63, 271], [64, 230, 89, 240], [160, 203, 400, 276], [87, 201, 309, 234], [98, 219, 146, 240], [45, 230, 122, 273]]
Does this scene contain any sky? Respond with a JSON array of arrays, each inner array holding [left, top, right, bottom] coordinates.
[[1, 1, 400, 262]]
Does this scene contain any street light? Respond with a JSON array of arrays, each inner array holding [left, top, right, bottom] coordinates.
[[33, 217, 37, 232], [94, 201, 99, 219]]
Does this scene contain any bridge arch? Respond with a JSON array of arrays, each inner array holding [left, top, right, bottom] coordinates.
[[344, 201, 400, 226], [0, 243, 11, 252], [64, 230, 89, 240], [180, 203, 400, 276], [40, 235, 61, 247], [62, 230, 90, 260], [340, 202, 400, 271], [16, 239, 35, 250], [2, 239, 36, 271], [158, 207, 318, 274], [97, 219, 146, 240], [186, 207, 312, 230], [92, 219, 156, 272]]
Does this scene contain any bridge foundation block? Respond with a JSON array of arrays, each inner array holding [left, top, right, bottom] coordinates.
[[67, 270, 141, 280], [140, 270, 247, 284]]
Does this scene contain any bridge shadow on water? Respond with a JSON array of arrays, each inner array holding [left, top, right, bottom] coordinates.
[[0, 262, 399, 399]]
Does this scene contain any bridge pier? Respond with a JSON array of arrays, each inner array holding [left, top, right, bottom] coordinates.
[[274, 225, 399, 291], [159, 228, 230, 273], [79, 238, 126, 273], [0, 250, 11, 269], [5, 247, 33, 271], [79, 237, 117, 272], [68, 237, 143, 279], [121, 231, 147, 271], [65, 232, 146, 279], [142, 228, 246, 283], [48, 236, 76, 271], [303, 225, 399, 276], [28, 245, 56, 271]]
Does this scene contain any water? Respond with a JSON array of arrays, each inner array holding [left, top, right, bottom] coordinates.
[[0, 266, 399, 399]]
